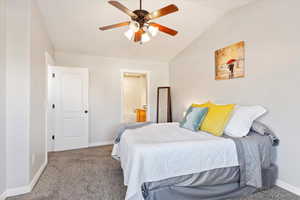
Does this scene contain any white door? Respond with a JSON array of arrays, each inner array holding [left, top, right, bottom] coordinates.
[[49, 66, 89, 151]]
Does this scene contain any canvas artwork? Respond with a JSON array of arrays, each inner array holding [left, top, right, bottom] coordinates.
[[215, 41, 245, 80]]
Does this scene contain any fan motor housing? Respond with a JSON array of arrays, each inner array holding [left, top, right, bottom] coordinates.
[[132, 10, 149, 27]]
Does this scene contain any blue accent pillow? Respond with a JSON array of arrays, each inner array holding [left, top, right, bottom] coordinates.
[[180, 106, 208, 132]]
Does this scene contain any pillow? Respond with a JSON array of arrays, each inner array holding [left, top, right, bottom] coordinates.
[[192, 102, 235, 136], [251, 120, 270, 135], [251, 121, 280, 146], [224, 105, 266, 137], [180, 106, 208, 132]]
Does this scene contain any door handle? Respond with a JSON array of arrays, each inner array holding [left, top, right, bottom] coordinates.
[[84, 110, 88, 114]]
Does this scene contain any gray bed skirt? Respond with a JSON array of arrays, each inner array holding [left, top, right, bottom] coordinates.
[[142, 164, 278, 200], [143, 183, 256, 200]]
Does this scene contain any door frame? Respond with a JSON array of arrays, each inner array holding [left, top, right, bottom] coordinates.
[[120, 69, 151, 123], [47, 65, 56, 152], [45, 52, 55, 154]]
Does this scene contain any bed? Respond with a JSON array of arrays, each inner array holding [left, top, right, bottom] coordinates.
[[112, 122, 277, 200]]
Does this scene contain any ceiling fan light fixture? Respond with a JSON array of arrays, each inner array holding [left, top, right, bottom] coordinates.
[[129, 21, 140, 32], [124, 29, 134, 40], [99, 1, 179, 43], [141, 32, 150, 43], [148, 25, 159, 37]]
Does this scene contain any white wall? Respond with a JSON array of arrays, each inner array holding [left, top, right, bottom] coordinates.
[[29, 0, 54, 181], [0, 0, 6, 196], [170, 0, 300, 190], [55, 52, 169, 145], [6, 0, 31, 189], [5, 0, 54, 193]]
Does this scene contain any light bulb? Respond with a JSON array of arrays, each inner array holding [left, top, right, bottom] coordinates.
[[129, 21, 140, 32], [148, 26, 159, 37], [141, 32, 150, 43], [124, 29, 134, 40]]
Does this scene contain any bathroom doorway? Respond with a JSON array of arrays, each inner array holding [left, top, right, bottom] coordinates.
[[121, 70, 149, 123]]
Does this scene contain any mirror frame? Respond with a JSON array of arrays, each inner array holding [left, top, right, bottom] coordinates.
[[156, 87, 172, 123]]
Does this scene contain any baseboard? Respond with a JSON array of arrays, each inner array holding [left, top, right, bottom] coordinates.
[[6, 160, 48, 198], [276, 179, 300, 196], [29, 160, 48, 190], [5, 185, 30, 198], [89, 141, 114, 148], [0, 191, 7, 200]]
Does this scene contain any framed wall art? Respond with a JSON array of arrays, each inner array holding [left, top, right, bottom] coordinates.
[[215, 41, 245, 80]]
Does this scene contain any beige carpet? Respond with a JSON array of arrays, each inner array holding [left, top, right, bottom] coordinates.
[[7, 146, 300, 200]]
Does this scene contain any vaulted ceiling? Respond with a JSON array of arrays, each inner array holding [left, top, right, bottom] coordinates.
[[37, 0, 257, 62]]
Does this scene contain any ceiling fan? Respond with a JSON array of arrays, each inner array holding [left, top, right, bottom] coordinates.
[[99, 0, 179, 44]]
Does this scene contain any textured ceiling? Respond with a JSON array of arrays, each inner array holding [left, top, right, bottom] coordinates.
[[37, 0, 257, 62]]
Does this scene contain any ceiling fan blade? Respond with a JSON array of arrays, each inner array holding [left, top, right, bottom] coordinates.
[[134, 30, 143, 42], [108, 1, 138, 19], [145, 4, 178, 20], [99, 21, 130, 31], [149, 23, 178, 36]]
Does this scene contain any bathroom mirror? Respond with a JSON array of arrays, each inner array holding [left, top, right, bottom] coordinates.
[[157, 87, 172, 123]]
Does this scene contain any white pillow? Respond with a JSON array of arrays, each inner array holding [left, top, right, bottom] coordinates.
[[224, 105, 267, 137]]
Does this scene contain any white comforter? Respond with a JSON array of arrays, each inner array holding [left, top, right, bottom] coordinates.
[[112, 123, 239, 200]]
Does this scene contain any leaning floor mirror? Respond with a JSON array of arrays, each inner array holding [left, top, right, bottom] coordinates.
[[157, 87, 172, 123]]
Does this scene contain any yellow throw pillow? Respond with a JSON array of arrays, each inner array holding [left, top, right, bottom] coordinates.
[[192, 102, 235, 136]]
